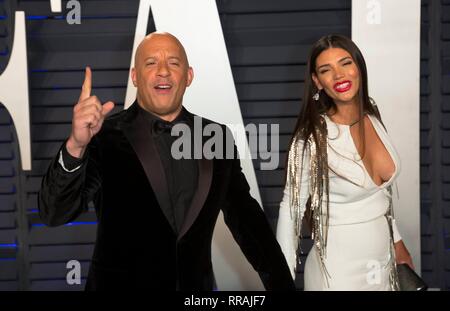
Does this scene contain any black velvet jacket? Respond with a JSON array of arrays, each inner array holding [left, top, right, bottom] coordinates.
[[38, 102, 295, 291]]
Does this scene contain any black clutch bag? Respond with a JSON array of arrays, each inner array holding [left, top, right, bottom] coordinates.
[[397, 264, 428, 291]]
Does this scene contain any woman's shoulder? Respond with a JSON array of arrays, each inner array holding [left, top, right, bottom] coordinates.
[[366, 113, 390, 136]]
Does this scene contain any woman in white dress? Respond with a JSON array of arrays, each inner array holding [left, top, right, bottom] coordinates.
[[276, 34, 414, 290]]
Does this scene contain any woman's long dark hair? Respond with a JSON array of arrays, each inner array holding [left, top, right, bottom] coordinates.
[[288, 34, 385, 232]]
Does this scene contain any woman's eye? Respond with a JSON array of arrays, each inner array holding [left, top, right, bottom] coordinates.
[[343, 61, 352, 66], [319, 69, 329, 74]]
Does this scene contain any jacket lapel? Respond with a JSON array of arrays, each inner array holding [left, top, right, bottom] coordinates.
[[120, 103, 214, 238], [178, 157, 213, 240], [177, 109, 213, 240], [121, 103, 176, 233]]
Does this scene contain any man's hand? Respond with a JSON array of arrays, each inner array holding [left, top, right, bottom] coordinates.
[[66, 67, 115, 158]]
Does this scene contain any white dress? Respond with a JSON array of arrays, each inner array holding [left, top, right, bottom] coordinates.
[[276, 114, 402, 291]]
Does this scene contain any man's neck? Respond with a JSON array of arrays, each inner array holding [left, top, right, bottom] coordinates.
[[137, 101, 183, 122]]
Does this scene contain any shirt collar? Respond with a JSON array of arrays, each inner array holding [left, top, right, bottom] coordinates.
[[137, 104, 191, 132]]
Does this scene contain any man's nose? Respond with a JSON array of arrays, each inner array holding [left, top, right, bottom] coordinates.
[[156, 62, 170, 77]]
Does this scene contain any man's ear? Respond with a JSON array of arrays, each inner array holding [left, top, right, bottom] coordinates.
[[311, 73, 322, 91], [186, 67, 194, 87], [131, 68, 137, 87]]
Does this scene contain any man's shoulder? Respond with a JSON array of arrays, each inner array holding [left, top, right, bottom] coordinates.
[[104, 108, 129, 123], [102, 105, 137, 130]]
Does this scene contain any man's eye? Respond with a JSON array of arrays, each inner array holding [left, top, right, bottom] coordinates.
[[170, 62, 180, 66]]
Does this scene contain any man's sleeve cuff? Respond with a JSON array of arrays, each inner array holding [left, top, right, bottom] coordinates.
[[58, 143, 85, 172]]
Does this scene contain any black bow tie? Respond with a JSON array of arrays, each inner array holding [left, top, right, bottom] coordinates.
[[153, 119, 187, 135]]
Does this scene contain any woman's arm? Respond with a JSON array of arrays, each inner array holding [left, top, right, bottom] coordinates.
[[276, 139, 310, 279], [392, 220, 415, 269]]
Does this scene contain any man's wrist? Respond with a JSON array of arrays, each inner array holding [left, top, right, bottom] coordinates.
[[59, 138, 87, 172], [66, 137, 87, 159]]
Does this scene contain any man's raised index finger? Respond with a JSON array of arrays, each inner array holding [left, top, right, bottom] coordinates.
[[79, 66, 92, 102]]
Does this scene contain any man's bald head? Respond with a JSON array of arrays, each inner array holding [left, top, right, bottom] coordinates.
[[134, 32, 189, 68]]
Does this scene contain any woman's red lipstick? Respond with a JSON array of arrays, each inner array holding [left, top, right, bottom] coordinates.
[[333, 81, 352, 93]]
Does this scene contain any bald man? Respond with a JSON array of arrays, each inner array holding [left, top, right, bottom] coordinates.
[[38, 32, 295, 291]]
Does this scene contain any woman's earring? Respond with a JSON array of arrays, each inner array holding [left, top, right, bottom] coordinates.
[[313, 90, 321, 101]]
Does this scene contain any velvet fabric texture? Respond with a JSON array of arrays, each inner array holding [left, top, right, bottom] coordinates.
[[38, 102, 295, 291]]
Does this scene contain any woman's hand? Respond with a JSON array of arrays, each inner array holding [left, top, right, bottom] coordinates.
[[394, 240, 415, 270]]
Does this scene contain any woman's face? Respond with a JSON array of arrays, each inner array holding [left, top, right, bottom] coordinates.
[[312, 47, 360, 106]]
